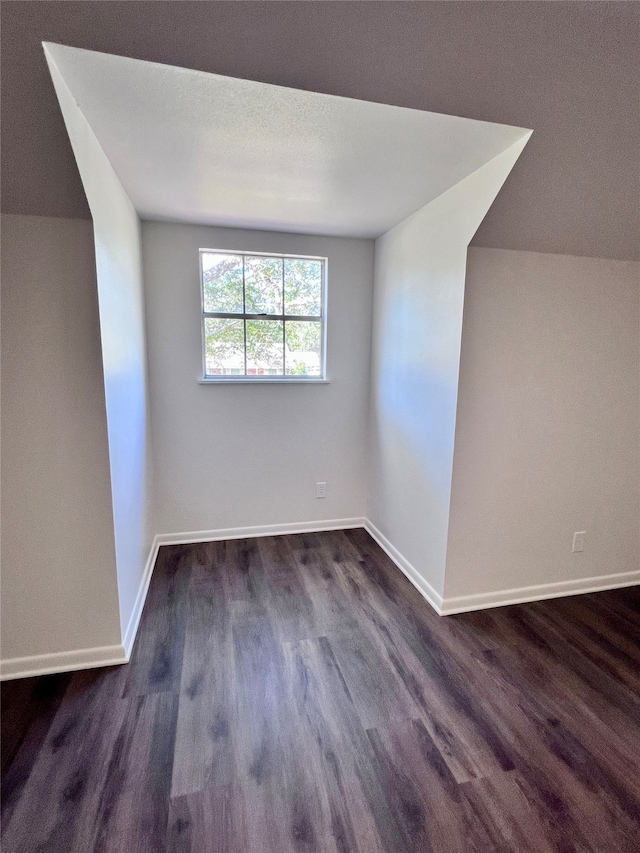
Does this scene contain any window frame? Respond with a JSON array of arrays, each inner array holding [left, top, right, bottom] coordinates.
[[199, 248, 328, 382]]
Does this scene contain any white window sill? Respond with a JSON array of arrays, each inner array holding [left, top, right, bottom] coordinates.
[[198, 378, 330, 385]]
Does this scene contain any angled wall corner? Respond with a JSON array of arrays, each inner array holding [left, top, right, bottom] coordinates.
[[367, 133, 532, 604], [7, 41, 531, 681], [43, 43, 156, 649]]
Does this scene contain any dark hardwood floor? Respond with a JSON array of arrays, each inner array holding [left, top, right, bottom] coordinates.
[[2, 529, 639, 852]]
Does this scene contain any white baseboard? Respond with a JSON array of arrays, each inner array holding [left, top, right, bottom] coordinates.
[[156, 517, 366, 546], [363, 519, 443, 614], [122, 535, 161, 658], [361, 521, 639, 619], [5, 520, 637, 681], [0, 644, 128, 682], [0, 535, 161, 682], [126, 521, 366, 657], [0, 522, 364, 682], [439, 569, 640, 615]]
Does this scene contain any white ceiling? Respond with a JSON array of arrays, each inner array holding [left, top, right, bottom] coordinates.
[[44, 43, 530, 239]]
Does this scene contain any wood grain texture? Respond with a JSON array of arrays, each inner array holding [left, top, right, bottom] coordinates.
[[2, 532, 639, 852]]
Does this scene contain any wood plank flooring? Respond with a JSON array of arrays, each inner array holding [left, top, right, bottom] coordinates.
[[2, 529, 639, 852]]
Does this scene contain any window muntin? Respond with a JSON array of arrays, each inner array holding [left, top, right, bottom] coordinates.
[[200, 250, 326, 379]]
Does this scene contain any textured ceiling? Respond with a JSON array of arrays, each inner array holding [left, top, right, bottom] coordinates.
[[44, 44, 529, 238], [2, 2, 639, 259]]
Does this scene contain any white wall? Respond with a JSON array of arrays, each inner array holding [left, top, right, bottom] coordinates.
[[142, 222, 373, 534], [45, 48, 155, 642], [4, 183, 637, 679], [368, 139, 531, 601], [1, 214, 121, 662], [445, 248, 640, 604]]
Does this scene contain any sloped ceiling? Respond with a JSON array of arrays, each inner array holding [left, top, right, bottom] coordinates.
[[44, 43, 530, 239], [2, 2, 639, 259]]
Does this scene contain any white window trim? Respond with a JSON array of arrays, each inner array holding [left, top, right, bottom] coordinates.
[[198, 378, 331, 385], [199, 248, 328, 383]]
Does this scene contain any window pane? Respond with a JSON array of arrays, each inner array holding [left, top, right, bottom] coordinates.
[[204, 318, 244, 375], [284, 259, 322, 317], [285, 321, 321, 376], [202, 253, 244, 313], [245, 257, 283, 315], [246, 320, 284, 374]]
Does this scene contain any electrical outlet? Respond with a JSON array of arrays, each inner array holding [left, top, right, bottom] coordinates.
[[572, 531, 585, 553], [316, 481, 327, 499]]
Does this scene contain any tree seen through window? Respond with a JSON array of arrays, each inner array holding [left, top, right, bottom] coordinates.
[[201, 251, 325, 378]]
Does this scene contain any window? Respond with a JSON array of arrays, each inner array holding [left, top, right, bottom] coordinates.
[[200, 249, 326, 380]]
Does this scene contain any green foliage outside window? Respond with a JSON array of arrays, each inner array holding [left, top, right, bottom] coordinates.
[[202, 252, 324, 376]]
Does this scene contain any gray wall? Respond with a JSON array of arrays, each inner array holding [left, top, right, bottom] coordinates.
[[2, 214, 638, 671], [446, 247, 640, 604], [1, 214, 121, 660]]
